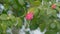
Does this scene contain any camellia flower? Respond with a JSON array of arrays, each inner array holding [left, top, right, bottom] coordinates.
[[51, 4, 56, 9], [25, 12, 34, 20]]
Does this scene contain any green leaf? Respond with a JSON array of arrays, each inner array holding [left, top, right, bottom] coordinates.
[[17, 8, 25, 16], [29, 0, 41, 6], [18, 0, 25, 6], [28, 7, 40, 17], [45, 30, 57, 34], [30, 16, 39, 30], [9, 15, 15, 20], [44, 0, 50, 2], [29, 0, 34, 4], [47, 9, 57, 17], [12, 4, 19, 10], [16, 17, 22, 28], [25, 31, 30, 34], [50, 23, 56, 29], [32, 1, 41, 6], [1, 23, 7, 32], [34, 8, 40, 16], [39, 23, 46, 32], [0, 14, 8, 20], [56, 2, 60, 6], [30, 24, 38, 30], [7, 20, 13, 28], [57, 23, 60, 30], [9, 15, 16, 24]]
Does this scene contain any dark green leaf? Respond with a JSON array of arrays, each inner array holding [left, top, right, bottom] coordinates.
[[39, 23, 46, 32]]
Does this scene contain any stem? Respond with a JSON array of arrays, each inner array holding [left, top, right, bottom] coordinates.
[[28, 20, 30, 28]]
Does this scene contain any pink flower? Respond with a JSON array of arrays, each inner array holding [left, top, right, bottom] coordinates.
[[25, 12, 34, 20], [51, 4, 56, 9]]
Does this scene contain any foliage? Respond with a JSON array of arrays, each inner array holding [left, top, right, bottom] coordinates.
[[0, 0, 60, 34]]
